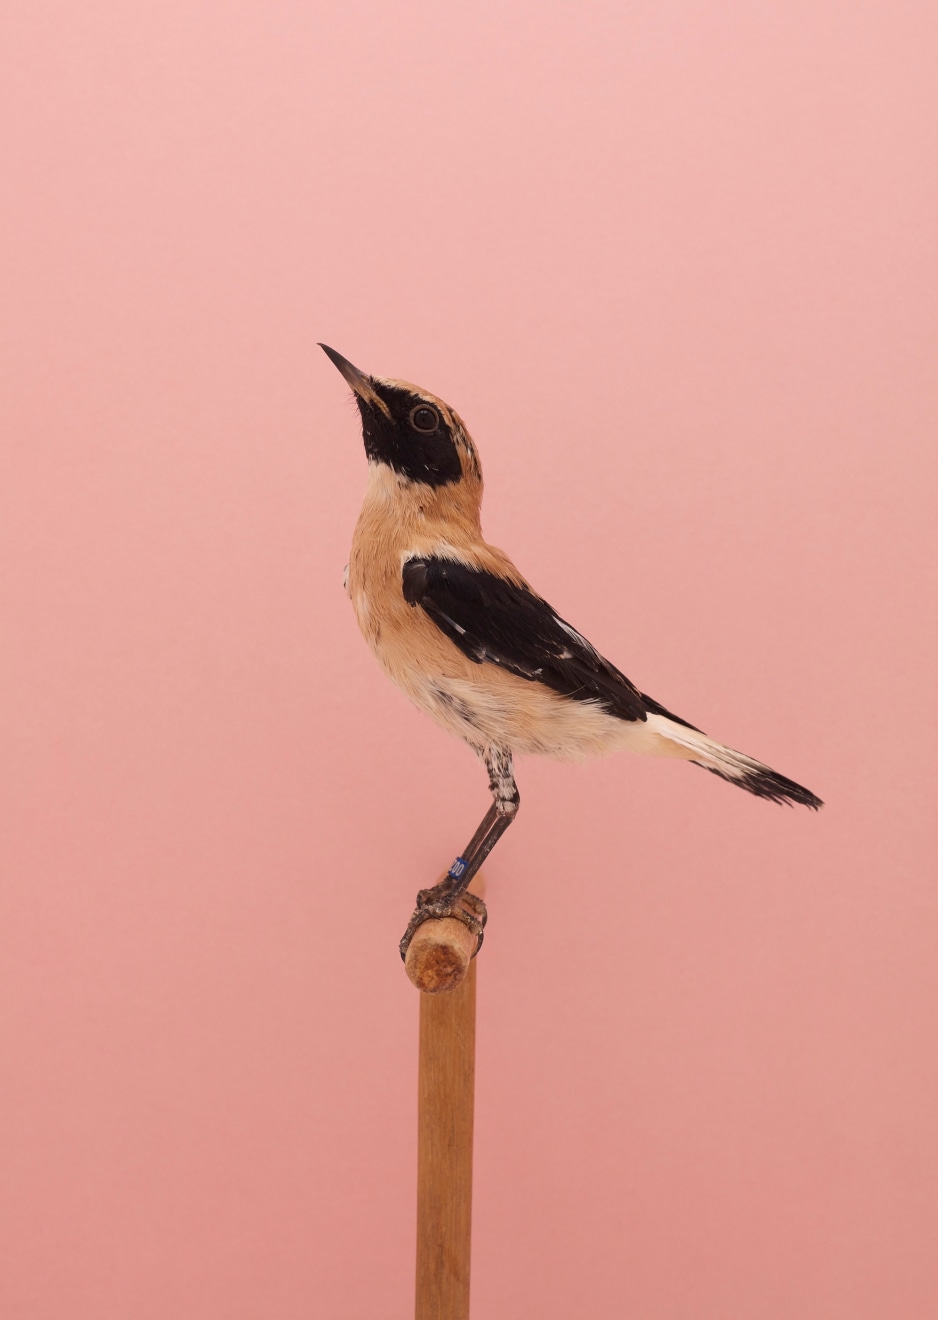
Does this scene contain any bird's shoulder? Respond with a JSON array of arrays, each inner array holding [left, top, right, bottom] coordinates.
[[404, 536, 527, 584]]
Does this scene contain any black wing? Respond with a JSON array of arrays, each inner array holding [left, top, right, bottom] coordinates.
[[402, 556, 649, 723]]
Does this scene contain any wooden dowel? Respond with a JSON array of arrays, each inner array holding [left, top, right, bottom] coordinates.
[[412, 875, 484, 1320], [415, 958, 476, 1320]]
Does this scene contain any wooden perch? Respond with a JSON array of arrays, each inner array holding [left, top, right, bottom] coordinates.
[[404, 875, 486, 993], [412, 875, 484, 1319]]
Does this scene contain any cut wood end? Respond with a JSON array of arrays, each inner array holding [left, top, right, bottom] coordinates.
[[405, 918, 476, 992], [404, 876, 486, 993]]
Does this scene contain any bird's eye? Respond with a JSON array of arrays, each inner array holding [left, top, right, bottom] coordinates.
[[409, 405, 440, 432]]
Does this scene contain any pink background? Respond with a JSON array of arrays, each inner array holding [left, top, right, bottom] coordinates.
[[2, 3, 936, 1316]]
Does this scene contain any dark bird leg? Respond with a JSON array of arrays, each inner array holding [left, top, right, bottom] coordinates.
[[399, 747, 520, 960]]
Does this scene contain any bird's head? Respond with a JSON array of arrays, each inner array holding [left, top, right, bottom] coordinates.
[[320, 345, 482, 501]]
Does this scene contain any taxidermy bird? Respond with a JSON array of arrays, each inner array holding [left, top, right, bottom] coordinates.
[[321, 345, 822, 958]]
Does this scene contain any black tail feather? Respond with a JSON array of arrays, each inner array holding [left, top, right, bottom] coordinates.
[[693, 760, 823, 809]]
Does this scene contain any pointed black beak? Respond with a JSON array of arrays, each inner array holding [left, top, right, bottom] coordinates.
[[319, 343, 367, 390], [319, 343, 391, 417]]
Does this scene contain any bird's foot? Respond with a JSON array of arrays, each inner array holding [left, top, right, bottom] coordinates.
[[398, 887, 488, 962]]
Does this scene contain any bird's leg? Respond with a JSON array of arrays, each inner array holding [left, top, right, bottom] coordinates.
[[399, 748, 520, 960], [428, 748, 520, 909]]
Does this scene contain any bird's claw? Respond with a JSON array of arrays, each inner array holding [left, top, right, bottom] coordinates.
[[399, 890, 488, 962]]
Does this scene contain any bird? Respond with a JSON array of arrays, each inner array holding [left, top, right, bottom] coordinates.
[[320, 344, 822, 958]]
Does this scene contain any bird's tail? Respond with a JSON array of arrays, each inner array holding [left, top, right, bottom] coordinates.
[[642, 704, 823, 809]]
